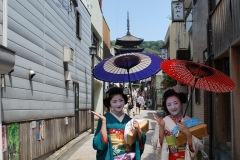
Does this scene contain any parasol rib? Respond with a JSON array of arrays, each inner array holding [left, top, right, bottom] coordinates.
[[183, 66, 202, 118]]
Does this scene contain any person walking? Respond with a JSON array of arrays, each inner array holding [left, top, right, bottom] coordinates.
[[90, 87, 146, 160], [136, 92, 144, 115]]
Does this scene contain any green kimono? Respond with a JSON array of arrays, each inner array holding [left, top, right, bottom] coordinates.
[[93, 112, 146, 160]]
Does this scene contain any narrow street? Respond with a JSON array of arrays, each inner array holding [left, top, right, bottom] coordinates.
[[47, 109, 162, 160]]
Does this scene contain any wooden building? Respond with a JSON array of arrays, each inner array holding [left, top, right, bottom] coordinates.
[[176, 0, 240, 159], [165, 0, 239, 159], [207, 0, 240, 159]]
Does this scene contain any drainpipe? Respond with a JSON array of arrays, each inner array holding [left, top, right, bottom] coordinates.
[[2, 0, 7, 46], [0, 77, 2, 160], [207, 0, 213, 159]]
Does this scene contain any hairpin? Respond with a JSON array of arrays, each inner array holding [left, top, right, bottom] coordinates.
[[164, 84, 183, 93]]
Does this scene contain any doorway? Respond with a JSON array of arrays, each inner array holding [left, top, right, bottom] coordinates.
[[73, 82, 80, 136]]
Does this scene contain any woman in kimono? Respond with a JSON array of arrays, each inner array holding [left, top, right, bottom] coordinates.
[[153, 89, 203, 160], [91, 87, 146, 160]]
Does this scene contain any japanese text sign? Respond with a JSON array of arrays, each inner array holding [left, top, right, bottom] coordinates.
[[172, 1, 185, 22]]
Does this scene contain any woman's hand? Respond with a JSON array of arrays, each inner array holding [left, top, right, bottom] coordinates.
[[133, 120, 142, 132], [153, 113, 165, 128], [90, 110, 106, 122], [153, 113, 165, 146], [178, 122, 191, 136], [178, 122, 193, 148], [133, 120, 143, 143], [90, 110, 108, 141]]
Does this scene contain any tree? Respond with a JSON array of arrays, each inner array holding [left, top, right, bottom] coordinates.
[[161, 75, 177, 89], [111, 40, 166, 55]]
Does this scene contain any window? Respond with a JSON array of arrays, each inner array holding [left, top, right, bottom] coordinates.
[[185, 10, 192, 33], [193, 0, 198, 5], [92, 33, 99, 47], [76, 11, 82, 40], [92, 33, 99, 55]]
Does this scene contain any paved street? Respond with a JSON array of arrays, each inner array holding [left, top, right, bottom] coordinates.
[[47, 108, 162, 160]]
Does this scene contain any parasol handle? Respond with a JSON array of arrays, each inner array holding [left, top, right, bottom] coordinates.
[[177, 73, 199, 136], [182, 65, 203, 119], [177, 79, 197, 136], [127, 68, 135, 118], [182, 77, 198, 118]]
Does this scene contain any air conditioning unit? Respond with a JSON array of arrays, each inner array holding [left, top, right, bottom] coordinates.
[[176, 49, 190, 60], [63, 46, 74, 62]]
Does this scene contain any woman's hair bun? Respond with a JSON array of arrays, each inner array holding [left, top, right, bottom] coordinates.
[[103, 87, 128, 109]]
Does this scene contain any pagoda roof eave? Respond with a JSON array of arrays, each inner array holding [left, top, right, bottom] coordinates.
[[116, 40, 143, 46], [115, 34, 143, 46], [114, 47, 144, 54]]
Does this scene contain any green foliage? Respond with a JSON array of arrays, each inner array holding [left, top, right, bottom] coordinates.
[[140, 40, 165, 54], [111, 40, 166, 55], [140, 40, 164, 50], [7, 123, 19, 160], [164, 75, 177, 88], [111, 40, 116, 46]]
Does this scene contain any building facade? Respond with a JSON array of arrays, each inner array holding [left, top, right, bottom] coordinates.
[[207, 0, 240, 159], [0, 0, 105, 159], [165, 0, 240, 159]]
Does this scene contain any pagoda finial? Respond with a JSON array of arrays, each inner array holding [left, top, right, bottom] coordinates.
[[127, 11, 130, 35]]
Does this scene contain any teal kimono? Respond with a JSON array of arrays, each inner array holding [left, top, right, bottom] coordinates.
[[93, 112, 146, 160]]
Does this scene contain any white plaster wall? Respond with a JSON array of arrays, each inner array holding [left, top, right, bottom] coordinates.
[[81, 0, 104, 115]]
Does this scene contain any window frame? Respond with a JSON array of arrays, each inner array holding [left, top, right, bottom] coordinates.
[[76, 11, 82, 40]]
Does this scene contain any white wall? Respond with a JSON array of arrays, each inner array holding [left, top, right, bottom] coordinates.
[[81, 0, 104, 115]]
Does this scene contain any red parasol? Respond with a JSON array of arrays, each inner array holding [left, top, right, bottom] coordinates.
[[161, 60, 235, 117], [161, 60, 235, 93]]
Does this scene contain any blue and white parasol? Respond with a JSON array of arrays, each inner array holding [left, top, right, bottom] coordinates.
[[93, 52, 163, 83]]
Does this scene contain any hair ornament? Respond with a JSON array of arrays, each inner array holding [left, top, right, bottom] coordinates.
[[164, 84, 183, 93]]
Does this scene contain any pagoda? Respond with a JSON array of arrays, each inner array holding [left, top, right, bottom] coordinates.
[[114, 12, 144, 55]]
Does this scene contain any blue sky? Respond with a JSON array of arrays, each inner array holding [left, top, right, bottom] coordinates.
[[102, 0, 172, 41]]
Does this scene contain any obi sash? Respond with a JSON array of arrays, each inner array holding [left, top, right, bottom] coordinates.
[[164, 116, 186, 160], [108, 129, 134, 156]]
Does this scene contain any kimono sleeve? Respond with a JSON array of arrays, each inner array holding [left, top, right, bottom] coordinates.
[[92, 119, 108, 151], [160, 137, 169, 160], [185, 135, 204, 159], [134, 132, 147, 160]]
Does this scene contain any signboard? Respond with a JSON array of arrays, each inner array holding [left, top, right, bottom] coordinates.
[[37, 120, 45, 140], [172, 1, 185, 22], [161, 49, 168, 60]]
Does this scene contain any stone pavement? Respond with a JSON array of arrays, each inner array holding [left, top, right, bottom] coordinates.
[[47, 108, 163, 160]]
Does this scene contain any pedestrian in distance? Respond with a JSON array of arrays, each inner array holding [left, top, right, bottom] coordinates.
[[141, 93, 146, 110], [135, 92, 144, 115], [153, 89, 203, 160], [91, 87, 146, 160], [126, 96, 133, 116]]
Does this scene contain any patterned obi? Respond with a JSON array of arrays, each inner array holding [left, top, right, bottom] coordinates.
[[108, 129, 134, 156], [165, 135, 185, 160]]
